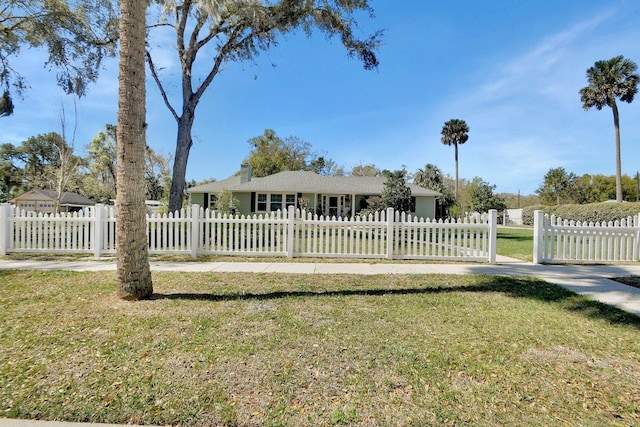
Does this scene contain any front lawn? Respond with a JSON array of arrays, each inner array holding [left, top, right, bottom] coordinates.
[[1, 271, 639, 426], [497, 226, 533, 261]]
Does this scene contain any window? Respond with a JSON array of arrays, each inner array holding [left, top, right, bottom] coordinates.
[[285, 194, 296, 209], [208, 194, 217, 209], [270, 194, 282, 211], [257, 194, 267, 211], [255, 193, 297, 212], [329, 196, 338, 216]]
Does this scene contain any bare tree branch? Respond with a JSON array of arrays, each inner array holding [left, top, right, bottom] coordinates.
[[146, 49, 179, 122]]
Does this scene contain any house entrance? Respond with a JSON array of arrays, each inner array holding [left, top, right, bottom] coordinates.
[[320, 195, 350, 217]]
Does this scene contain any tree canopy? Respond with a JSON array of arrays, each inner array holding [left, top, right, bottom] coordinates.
[[440, 118, 469, 202], [245, 129, 310, 177], [0, 126, 172, 205], [414, 163, 453, 218], [381, 169, 412, 213], [536, 167, 638, 205], [1, 133, 83, 196], [466, 177, 506, 213], [0, 0, 118, 115], [146, 0, 382, 211], [536, 167, 579, 206], [580, 56, 639, 110], [244, 129, 339, 177], [350, 163, 382, 177]]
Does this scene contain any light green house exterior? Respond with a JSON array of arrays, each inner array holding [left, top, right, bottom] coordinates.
[[188, 167, 441, 219]]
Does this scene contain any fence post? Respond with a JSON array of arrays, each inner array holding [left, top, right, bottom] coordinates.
[[0, 203, 11, 256], [93, 204, 104, 258], [386, 207, 394, 259], [190, 204, 200, 259], [532, 210, 544, 264], [635, 213, 640, 261], [287, 205, 295, 258], [488, 209, 497, 263]]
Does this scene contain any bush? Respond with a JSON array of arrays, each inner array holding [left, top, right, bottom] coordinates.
[[522, 202, 640, 225]]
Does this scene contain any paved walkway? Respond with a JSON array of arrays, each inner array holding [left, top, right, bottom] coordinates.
[[2, 256, 640, 427]]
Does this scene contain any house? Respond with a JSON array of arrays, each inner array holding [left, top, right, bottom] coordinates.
[[10, 189, 95, 213], [188, 165, 441, 219]]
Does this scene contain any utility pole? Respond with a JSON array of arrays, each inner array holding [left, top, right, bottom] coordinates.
[[636, 171, 639, 202]]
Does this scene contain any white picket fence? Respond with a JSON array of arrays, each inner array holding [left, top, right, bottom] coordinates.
[[533, 210, 640, 264], [0, 203, 497, 262]]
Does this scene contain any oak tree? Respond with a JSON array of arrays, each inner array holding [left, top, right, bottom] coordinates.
[[0, 0, 117, 115], [146, 0, 382, 211]]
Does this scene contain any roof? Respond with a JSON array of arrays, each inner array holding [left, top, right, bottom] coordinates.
[[10, 189, 95, 206], [188, 175, 243, 194], [188, 171, 441, 197]]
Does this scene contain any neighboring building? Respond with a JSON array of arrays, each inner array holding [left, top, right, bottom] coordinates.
[[505, 208, 523, 225], [108, 199, 164, 214], [10, 189, 95, 213], [188, 165, 441, 219], [145, 200, 163, 215]]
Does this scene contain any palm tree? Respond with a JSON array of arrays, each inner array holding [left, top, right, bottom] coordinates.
[[115, 0, 152, 299], [440, 119, 469, 202], [414, 163, 453, 218], [414, 163, 443, 190], [580, 55, 639, 202]]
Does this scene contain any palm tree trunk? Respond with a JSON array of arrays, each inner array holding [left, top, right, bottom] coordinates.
[[454, 143, 459, 202], [611, 101, 623, 202], [116, 0, 152, 300]]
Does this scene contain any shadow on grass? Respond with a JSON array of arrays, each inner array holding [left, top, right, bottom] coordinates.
[[496, 234, 533, 243], [152, 276, 640, 328]]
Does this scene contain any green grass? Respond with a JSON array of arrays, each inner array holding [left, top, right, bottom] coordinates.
[[5, 226, 537, 264], [5, 227, 533, 264], [496, 226, 534, 261], [1, 270, 639, 426]]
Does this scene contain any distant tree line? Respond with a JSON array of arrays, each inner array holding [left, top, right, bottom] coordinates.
[[0, 125, 172, 208], [536, 167, 639, 205], [14, 123, 638, 219]]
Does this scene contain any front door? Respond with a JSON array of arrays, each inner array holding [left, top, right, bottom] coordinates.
[[321, 195, 348, 217]]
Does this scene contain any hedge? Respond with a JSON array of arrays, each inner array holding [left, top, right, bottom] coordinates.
[[521, 202, 640, 226]]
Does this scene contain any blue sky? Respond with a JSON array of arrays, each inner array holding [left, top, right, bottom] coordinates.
[[4, 0, 640, 195]]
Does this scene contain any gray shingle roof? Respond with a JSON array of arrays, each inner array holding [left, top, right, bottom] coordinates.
[[11, 190, 95, 206], [40, 190, 93, 206], [187, 175, 243, 193], [187, 171, 441, 197]]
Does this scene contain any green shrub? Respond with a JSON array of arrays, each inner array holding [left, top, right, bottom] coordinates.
[[522, 202, 640, 225]]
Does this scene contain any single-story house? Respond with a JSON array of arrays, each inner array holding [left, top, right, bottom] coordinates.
[[188, 165, 441, 219], [10, 189, 95, 213]]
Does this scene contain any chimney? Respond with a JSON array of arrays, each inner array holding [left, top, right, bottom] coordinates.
[[240, 163, 252, 183]]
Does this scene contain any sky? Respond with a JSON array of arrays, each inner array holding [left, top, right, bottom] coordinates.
[[4, 0, 640, 196]]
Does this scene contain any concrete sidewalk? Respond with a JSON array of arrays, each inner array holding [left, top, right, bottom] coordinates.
[[1, 257, 640, 316]]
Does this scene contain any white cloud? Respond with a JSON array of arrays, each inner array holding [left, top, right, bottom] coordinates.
[[424, 5, 640, 194]]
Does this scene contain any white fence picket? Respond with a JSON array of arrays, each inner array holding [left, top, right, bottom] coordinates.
[[533, 210, 640, 264], [0, 203, 497, 262]]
